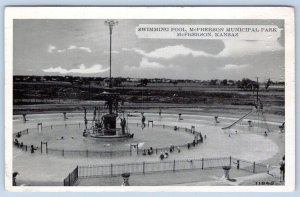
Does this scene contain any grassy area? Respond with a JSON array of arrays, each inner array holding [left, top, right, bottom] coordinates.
[[14, 82, 284, 106], [13, 81, 284, 117]]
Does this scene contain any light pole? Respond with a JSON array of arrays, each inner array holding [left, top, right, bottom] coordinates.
[[104, 20, 118, 88]]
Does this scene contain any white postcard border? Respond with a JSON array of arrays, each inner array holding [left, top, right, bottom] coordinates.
[[4, 6, 295, 192]]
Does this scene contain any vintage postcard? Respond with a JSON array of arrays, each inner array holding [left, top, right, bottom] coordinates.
[[4, 7, 295, 192]]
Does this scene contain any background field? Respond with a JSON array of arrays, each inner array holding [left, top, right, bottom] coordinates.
[[13, 78, 284, 117]]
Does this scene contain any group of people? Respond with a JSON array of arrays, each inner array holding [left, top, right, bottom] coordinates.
[[57, 136, 75, 140], [16, 132, 22, 138], [14, 138, 23, 148], [227, 130, 269, 137], [14, 138, 38, 154], [141, 145, 182, 159], [14, 132, 24, 148], [169, 145, 175, 152], [160, 151, 169, 160], [142, 147, 154, 156], [159, 145, 182, 160]]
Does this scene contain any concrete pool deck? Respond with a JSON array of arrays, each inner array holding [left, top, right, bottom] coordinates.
[[76, 167, 284, 186], [12, 111, 285, 186]]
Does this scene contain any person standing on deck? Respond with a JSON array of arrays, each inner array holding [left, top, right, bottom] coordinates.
[[279, 155, 285, 182], [159, 107, 162, 117], [141, 114, 146, 128], [120, 118, 126, 134]]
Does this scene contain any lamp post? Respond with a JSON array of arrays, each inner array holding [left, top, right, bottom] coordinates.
[[104, 20, 118, 88]]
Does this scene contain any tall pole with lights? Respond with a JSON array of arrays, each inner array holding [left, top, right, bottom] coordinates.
[[105, 19, 118, 88], [256, 77, 259, 105]]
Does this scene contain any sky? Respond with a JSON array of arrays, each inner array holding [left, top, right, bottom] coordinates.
[[13, 19, 285, 81]]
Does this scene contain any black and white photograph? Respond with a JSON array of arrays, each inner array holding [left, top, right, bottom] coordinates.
[[4, 7, 295, 192]]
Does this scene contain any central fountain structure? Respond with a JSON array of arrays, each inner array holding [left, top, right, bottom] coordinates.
[[83, 90, 133, 139], [83, 19, 133, 139]]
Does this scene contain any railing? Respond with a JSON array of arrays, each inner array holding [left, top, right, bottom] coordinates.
[[16, 128, 29, 136], [76, 157, 231, 179], [13, 122, 204, 158], [13, 128, 32, 152], [46, 148, 132, 158], [63, 166, 79, 186], [230, 157, 268, 173], [63, 156, 268, 183]]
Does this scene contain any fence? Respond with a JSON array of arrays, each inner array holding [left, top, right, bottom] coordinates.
[[13, 122, 204, 158], [63, 166, 79, 186], [76, 156, 267, 178], [17, 128, 29, 136], [231, 157, 268, 173], [63, 156, 268, 185], [13, 128, 31, 152], [46, 148, 133, 158]]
